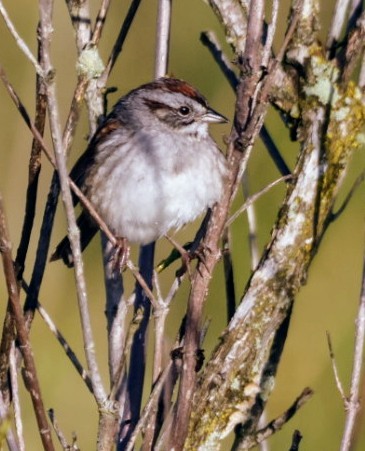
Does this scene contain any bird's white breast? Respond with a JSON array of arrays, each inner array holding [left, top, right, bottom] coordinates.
[[87, 128, 227, 244]]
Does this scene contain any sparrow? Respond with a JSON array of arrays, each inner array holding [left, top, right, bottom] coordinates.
[[51, 77, 228, 267]]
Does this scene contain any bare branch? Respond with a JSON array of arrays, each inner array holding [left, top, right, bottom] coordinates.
[[200, 31, 237, 87], [125, 362, 173, 451], [340, 236, 365, 450], [15, 25, 47, 279], [91, 0, 112, 45], [155, 0, 172, 78], [170, 1, 269, 447], [0, 390, 19, 451], [65, 0, 92, 52], [222, 227, 236, 321], [330, 170, 365, 223], [0, 1, 44, 75], [9, 343, 24, 451], [289, 430, 303, 451], [99, 0, 142, 86], [48, 409, 80, 451], [200, 31, 291, 177], [0, 193, 54, 450], [126, 260, 158, 309], [327, 0, 351, 55], [262, 0, 279, 68], [184, 2, 365, 442], [38, 0, 106, 404], [233, 387, 313, 449], [326, 331, 347, 403], [226, 175, 292, 228], [36, 301, 93, 393]]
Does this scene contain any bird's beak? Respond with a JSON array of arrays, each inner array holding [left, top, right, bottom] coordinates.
[[203, 107, 228, 124]]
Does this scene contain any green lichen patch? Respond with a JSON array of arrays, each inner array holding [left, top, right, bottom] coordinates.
[[76, 47, 105, 79]]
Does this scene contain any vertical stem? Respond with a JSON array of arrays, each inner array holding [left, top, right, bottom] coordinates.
[[0, 194, 54, 451], [155, 0, 172, 78], [138, 2, 173, 448], [222, 228, 236, 322], [151, 0, 172, 383], [38, 0, 106, 404], [340, 235, 365, 451], [119, 244, 155, 449]]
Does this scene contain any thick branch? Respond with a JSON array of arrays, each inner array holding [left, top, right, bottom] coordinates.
[[184, 12, 365, 446]]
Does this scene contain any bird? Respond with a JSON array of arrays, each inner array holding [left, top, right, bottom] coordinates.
[[51, 77, 228, 267]]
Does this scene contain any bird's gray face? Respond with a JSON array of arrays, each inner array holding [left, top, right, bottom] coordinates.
[[129, 84, 227, 138]]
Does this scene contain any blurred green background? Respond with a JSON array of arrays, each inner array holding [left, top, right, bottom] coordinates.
[[0, 1, 364, 449]]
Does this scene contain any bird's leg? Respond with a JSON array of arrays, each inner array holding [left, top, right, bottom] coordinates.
[[178, 209, 213, 277], [161, 210, 213, 277], [111, 237, 130, 271]]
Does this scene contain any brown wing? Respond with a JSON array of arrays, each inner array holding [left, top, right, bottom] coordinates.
[[69, 118, 124, 205], [51, 117, 126, 266]]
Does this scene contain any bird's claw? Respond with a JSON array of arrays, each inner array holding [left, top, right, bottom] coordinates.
[[110, 237, 130, 271], [176, 243, 211, 278]]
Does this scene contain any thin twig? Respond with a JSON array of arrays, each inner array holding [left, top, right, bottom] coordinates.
[[38, 0, 106, 404], [91, 0, 112, 45], [109, 308, 144, 401], [242, 174, 260, 271], [233, 388, 313, 450], [152, 268, 183, 382], [222, 227, 236, 321], [120, 245, 155, 447], [152, 300, 169, 384], [9, 343, 24, 451], [261, 0, 279, 68], [36, 301, 93, 393], [99, 0, 142, 86], [164, 273, 184, 306], [15, 24, 47, 279], [289, 430, 303, 451], [145, 272, 185, 433], [126, 260, 158, 309], [0, 65, 55, 167], [23, 172, 59, 318], [0, 1, 44, 75], [326, 0, 352, 56], [48, 409, 80, 451], [125, 362, 173, 451], [0, 304, 14, 404], [259, 126, 291, 176], [200, 31, 238, 88], [340, 235, 365, 451], [326, 331, 347, 402], [0, 390, 19, 451], [155, 0, 172, 78], [102, 236, 126, 384], [200, 30, 291, 177], [0, 193, 54, 451], [331, 170, 365, 221], [339, 10, 365, 84], [12, 23, 48, 344], [226, 175, 292, 228]]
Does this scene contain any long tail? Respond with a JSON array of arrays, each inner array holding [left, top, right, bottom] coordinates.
[[50, 212, 99, 267]]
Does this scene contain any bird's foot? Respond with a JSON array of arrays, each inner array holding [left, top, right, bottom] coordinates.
[[110, 237, 130, 271]]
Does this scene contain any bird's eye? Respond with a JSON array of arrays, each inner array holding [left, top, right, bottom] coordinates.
[[178, 106, 190, 116]]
